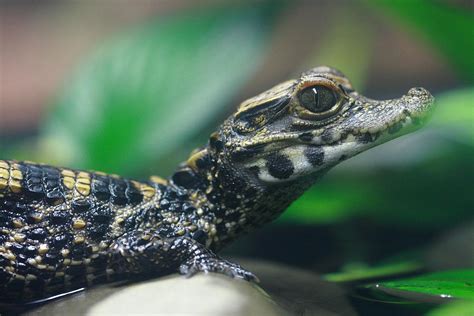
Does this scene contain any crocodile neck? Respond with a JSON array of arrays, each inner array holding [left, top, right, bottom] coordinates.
[[168, 132, 323, 250]]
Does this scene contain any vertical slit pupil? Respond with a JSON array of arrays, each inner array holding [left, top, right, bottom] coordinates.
[[300, 86, 337, 113]]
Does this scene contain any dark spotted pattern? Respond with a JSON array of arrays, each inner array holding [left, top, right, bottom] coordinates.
[[305, 147, 325, 166], [320, 130, 334, 143], [265, 153, 294, 179]]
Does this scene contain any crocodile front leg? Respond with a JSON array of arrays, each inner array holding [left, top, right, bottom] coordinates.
[[175, 238, 258, 282], [109, 231, 258, 282]]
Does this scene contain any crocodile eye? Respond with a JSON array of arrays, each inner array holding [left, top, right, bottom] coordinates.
[[299, 86, 338, 113]]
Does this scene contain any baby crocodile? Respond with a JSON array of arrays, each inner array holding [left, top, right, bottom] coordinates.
[[0, 66, 433, 302]]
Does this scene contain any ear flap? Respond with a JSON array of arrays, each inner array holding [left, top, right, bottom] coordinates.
[[234, 95, 291, 131]]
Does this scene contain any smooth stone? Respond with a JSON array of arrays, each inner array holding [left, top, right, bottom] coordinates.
[[24, 260, 355, 316]]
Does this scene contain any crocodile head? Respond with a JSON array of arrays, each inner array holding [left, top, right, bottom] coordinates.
[[216, 66, 434, 183]]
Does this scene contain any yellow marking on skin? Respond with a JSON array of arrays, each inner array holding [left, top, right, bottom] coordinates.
[[141, 233, 151, 241], [77, 172, 89, 178], [77, 177, 91, 185], [186, 149, 208, 171], [61, 249, 70, 257], [46, 265, 56, 272], [74, 236, 85, 244], [26, 274, 37, 281], [61, 169, 75, 177], [9, 180, 22, 193], [13, 233, 26, 243], [115, 217, 125, 225], [14, 275, 26, 281], [0, 179, 8, 191], [76, 172, 91, 195], [27, 258, 37, 266], [30, 214, 43, 223], [73, 219, 86, 229], [0, 161, 9, 169], [38, 244, 49, 255], [140, 184, 155, 199], [63, 176, 75, 190], [11, 169, 23, 180], [12, 219, 24, 228], [3, 253, 16, 261], [150, 175, 168, 186], [0, 168, 9, 180], [76, 182, 91, 196]]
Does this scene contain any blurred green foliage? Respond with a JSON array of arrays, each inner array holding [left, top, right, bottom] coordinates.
[[40, 4, 279, 175], [365, 0, 474, 82]]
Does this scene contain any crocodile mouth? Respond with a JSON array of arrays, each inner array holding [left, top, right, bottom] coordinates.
[[339, 87, 435, 145], [328, 108, 430, 146]]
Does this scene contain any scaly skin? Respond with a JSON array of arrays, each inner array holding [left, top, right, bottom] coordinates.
[[0, 66, 434, 302]]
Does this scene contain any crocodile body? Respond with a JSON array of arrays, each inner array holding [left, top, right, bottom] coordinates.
[[0, 67, 434, 302]]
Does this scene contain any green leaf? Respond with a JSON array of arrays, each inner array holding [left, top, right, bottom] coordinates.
[[428, 300, 474, 316], [324, 261, 422, 283], [370, 269, 474, 301], [39, 4, 279, 175], [364, 0, 474, 82]]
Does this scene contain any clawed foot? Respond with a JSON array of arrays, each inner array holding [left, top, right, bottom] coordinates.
[[179, 258, 259, 283]]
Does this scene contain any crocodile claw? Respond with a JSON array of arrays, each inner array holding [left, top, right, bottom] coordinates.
[[179, 258, 259, 283]]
